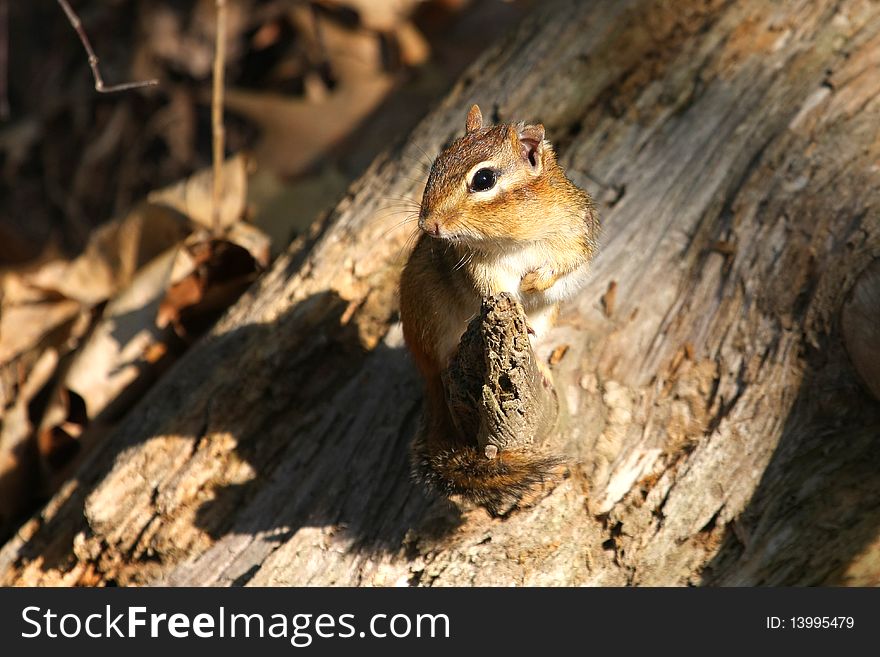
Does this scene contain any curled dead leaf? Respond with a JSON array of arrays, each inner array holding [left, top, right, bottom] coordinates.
[[148, 154, 252, 230], [36, 387, 87, 470], [23, 203, 191, 306], [62, 248, 178, 423], [157, 237, 263, 340]]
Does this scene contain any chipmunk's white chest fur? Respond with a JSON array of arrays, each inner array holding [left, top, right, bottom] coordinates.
[[490, 247, 546, 302], [462, 243, 590, 344], [472, 243, 589, 307]]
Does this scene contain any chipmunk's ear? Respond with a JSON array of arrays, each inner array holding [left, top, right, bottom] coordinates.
[[516, 123, 545, 172], [465, 104, 483, 134]]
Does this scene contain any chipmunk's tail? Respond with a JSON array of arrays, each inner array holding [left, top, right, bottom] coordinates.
[[411, 439, 562, 516]]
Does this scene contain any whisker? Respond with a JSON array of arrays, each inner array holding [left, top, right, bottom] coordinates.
[[397, 154, 432, 178], [371, 206, 419, 219], [411, 142, 437, 170], [452, 252, 467, 271], [369, 208, 418, 225], [371, 201, 420, 215], [454, 248, 476, 272], [381, 215, 419, 238], [400, 176, 429, 189], [393, 226, 422, 263], [379, 193, 422, 207], [374, 202, 420, 212], [373, 207, 419, 216]]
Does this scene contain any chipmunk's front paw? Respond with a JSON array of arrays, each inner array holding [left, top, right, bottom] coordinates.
[[520, 266, 558, 293]]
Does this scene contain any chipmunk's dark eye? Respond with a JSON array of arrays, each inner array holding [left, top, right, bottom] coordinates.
[[469, 168, 497, 192]]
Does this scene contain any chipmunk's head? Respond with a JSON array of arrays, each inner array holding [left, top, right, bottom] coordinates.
[[418, 104, 577, 247]]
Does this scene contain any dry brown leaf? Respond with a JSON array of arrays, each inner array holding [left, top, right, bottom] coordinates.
[[36, 387, 87, 470], [157, 274, 205, 331], [157, 238, 261, 339], [148, 154, 251, 230], [225, 222, 272, 269], [142, 0, 253, 79], [318, 0, 422, 32], [0, 199, 191, 371], [312, 1, 429, 67], [0, 298, 81, 366], [394, 21, 430, 67], [61, 248, 178, 422], [252, 20, 283, 50], [290, 4, 386, 82], [4, 153, 260, 503], [23, 203, 191, 305], [157, 244, 207, 331]]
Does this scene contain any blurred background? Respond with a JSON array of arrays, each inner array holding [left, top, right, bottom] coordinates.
[[0, 0, 532, 539]]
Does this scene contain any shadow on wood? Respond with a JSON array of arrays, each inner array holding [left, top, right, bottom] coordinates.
[[0, 290, 463, 586], [703, 260, 880, 585]]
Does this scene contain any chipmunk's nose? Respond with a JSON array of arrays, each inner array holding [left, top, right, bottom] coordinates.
[[418, 211, 443, 238]]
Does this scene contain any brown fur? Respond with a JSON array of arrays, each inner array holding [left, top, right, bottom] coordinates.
[[411, 439, 563, 516], [399, 105, 598, 513]]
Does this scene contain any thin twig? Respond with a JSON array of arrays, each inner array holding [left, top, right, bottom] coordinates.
[[0, 0, 9, 118], [211, 0, 227, 231], [56, 0, 158, 94]]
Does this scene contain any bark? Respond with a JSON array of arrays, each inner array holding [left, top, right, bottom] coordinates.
[[444, 294, 559, 459], [2, 0, 880, 586]]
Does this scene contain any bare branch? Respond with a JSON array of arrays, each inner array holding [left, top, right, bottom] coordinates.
[[211, 0, 227, 231], [56, 0, 158, 94]]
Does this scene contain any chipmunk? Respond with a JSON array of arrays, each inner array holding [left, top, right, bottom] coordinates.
[[399, 104, 599, 513]]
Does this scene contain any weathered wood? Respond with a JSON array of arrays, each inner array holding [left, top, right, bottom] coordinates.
[[444, 294, 559, 457], [2, 0, 880, 586], [430, 293, 562, 515]]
